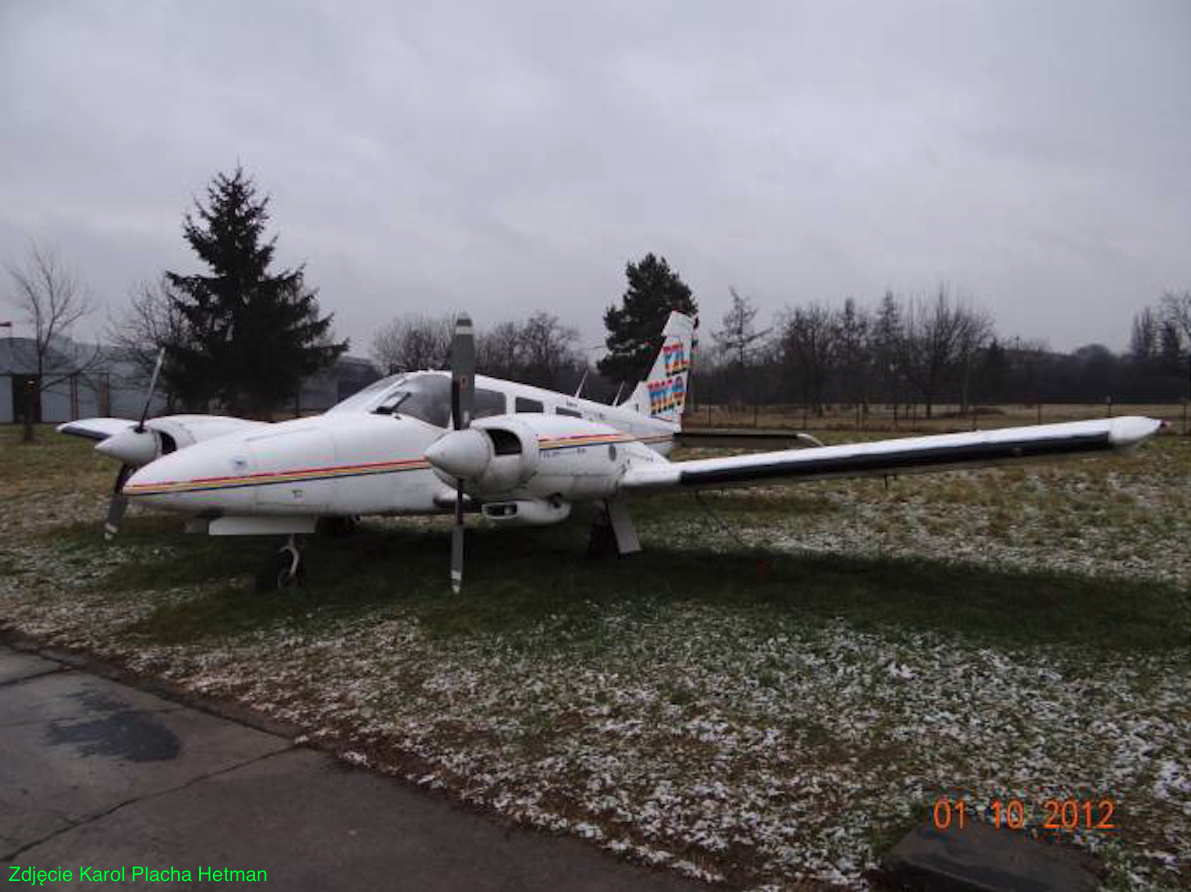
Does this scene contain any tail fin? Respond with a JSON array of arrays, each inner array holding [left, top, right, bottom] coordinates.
[[620, 311, 697, 427]]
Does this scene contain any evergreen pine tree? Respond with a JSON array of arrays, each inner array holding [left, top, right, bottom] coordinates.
[[597, 253, 698, 387], [164, 166, 347, 415]]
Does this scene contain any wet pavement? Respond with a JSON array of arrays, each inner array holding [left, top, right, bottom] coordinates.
[[1, 644, 704, 890]]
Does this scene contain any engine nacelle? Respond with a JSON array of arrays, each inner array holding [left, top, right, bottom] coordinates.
[[424, 417, 540, 496], [93, 415, 264, 467], [481, 498, 572, 527], [424, 413, 650, 504]]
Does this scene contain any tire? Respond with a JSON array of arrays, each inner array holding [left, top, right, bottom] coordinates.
[[278, 559, 306, 590], [255, 551, 306, 593], [587, 512, 618, 559]]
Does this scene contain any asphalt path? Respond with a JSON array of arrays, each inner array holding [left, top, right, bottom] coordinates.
[[0, 644, 705, 890]]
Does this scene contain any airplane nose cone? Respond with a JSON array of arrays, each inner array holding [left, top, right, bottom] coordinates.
[[425, 429, 491, 480], [95, 428, 157, 466], [123, 461, 167, 498]]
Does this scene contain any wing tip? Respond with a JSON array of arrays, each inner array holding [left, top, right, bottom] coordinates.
[[1107, 416, 1164, 448]]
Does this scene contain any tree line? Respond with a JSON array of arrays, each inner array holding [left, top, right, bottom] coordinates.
[[366, 276, 1191, 419], [370, 310, 593, 397], [5, 164, 1188, 432], [698, 287, 1191, 416], [369, 253, 698, 404]]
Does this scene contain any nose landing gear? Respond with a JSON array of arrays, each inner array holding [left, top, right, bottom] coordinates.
[[255, 534, 306, 593]]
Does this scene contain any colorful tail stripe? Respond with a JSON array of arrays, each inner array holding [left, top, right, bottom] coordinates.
[[647, 375, 686, 416], [662, 342, 690, 376]]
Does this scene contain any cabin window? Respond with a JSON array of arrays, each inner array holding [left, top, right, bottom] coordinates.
[[515, 397, 543, 413], [474, 388, 506, 419], [556, 407, 582, 418]]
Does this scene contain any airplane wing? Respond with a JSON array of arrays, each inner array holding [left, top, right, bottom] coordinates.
[[622, 416, 1163, 492], [56, 417, 137, 442], [676, 429, 824, 450]]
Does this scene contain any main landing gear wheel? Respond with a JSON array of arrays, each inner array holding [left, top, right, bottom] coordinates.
[[255, 535, 306, 593], [587, 509, 618, 559]]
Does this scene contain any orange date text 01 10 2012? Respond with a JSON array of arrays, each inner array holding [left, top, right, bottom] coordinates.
[[930, 798, 1118, 832]]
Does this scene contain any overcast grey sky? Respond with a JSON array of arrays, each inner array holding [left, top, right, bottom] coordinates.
[[2, 0, 1188, 355]]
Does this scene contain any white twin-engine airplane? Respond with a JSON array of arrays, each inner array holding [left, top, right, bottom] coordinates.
[[60, 312, 1162, 592]]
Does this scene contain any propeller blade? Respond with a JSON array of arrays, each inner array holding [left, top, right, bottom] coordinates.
[[136, 348, 166, 432], [450, 481, 465, 593], [104, 464, 134, 541], [104, 494, 128, 542], [451, 313, 475, 430], [447, 312, 474, 591]]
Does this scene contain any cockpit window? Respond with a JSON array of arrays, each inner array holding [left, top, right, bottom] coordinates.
[[373, 373, 453, 427], [327, 374, 407, 414], [327, 372, 453, 427]]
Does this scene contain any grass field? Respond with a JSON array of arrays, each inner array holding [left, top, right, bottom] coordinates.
[[1, 421, 1188, 890]]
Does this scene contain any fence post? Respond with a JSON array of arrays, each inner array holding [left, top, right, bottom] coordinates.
[[1106, 395, 1113, 418], [1183, 398, 1187, 436]]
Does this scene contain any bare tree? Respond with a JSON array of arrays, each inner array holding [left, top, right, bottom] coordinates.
[[954, 304, 993, 412], [778, 303, 836, 416], [1130, 307, 1159, 367], [1159, 290, 1190, 389], [477, 320, 524, 380], [712, 287, 770, 409], [834, 297, 870, 412], [517, 311, 582, 389], [871, 289, 904, 412], [1160, 290, 1191, 345], [899, 287, 988, 418], [4, 242, 100, 441], [106, 277, 190, 409], [1158, 319, 1184, 375], [370, 313, 453, 374]]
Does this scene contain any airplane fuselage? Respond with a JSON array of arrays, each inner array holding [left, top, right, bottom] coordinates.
[[122, 372, 676, 522]]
